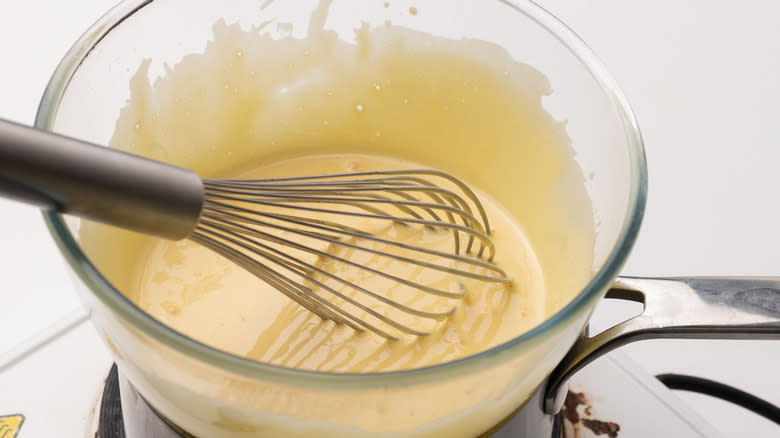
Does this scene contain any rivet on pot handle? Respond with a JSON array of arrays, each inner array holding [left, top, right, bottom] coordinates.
[[543, 276, 780, 414]]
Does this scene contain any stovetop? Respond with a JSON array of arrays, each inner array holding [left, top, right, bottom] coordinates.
[[4, 1, 780, 436], [0, 313, 723, 438]]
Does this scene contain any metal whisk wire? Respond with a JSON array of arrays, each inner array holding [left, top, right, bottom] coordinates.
[[188, 169, 510, 340]]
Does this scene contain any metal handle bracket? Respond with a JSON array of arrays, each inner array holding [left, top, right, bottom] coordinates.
[[543, 276, 780, 414]]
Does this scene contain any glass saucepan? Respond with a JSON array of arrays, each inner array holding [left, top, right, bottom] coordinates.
[[35, 1, 779, 437]]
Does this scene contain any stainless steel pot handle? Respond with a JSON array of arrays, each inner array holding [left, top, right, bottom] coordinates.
[[543, 276, 780, 414]]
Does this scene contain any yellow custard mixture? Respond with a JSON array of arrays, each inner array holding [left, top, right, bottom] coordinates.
[[136, 153, 544, 372], [81, 15, 595, 375]]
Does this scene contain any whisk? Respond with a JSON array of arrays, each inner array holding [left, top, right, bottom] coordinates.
[[0, 119, 510, 340]]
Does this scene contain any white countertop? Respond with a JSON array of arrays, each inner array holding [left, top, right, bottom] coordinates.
[[1, 1, 778, 436]]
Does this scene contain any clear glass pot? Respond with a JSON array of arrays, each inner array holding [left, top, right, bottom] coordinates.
[[36, 0, 647, 437]]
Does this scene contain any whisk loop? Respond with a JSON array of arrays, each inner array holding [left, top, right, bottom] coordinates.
[[189, 169, 510, 340]]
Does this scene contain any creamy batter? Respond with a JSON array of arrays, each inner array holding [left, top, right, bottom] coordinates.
[[81, 2, 594, 384], [135, 153, 544, 371]]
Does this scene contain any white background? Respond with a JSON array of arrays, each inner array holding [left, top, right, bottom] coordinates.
[[0, 1, 778, 436]]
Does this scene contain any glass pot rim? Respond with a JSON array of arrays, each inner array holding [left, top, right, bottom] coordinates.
[[36, 0, 647, 389]]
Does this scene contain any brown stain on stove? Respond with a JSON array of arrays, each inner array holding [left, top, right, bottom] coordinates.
[[563, 390, 587, 424], [562, 390, 620, 438], [582, 419, 620, 438]]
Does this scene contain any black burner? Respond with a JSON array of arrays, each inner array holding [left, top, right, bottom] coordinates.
[[97, 365, 124, 438], [97, 364, 563, 438], [98, 364, 192, 438], [95, 364, 125, 438]]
